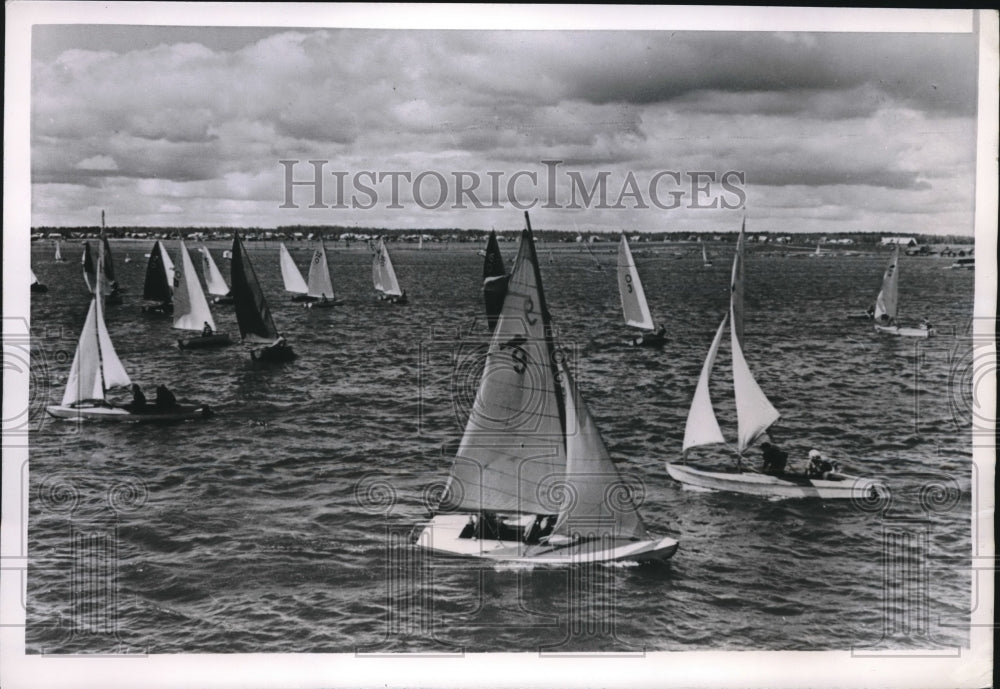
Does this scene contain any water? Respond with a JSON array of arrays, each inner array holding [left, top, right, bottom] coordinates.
[[26, 239, 975, 653]]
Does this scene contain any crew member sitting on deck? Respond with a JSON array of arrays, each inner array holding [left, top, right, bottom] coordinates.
[[128, 384, 147, 410], [155, 384, 178, 409], [202, 321, 213, 337], [806, 449, 836, 479], [760, 442, 788, 475]]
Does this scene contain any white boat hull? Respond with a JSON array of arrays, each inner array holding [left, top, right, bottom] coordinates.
[[874, 324, 935, 338], [666, 463, 888, 501], [413, 514, 678, 564], [46, 402, 210, 422]]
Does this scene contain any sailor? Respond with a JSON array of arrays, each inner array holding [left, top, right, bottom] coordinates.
[[760, 442, 788, 475], [129, 384, 147, 410], [155, 384, 178, 409], [320, 293, 328, 304], [806, 449, 835, 478], [202, 321, 213, 337]]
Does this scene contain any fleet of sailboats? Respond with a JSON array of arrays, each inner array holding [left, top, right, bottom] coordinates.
[[617, 234, 666, 347], [372, 237, 407, 303], [230, 233, 296, 362], [666, 226, 888, 500], [872, 244, 935, 338], [414, 213, 678, 563], [174, 240, 232, 349]]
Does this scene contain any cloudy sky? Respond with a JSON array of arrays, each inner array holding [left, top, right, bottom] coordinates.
[[29, 13, 981, 234]]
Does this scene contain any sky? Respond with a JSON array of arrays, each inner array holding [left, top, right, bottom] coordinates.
[[29, 15, 982, 234]]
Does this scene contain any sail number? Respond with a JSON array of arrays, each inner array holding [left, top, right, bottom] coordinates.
[[625, 274, 633, 294], [524, 296, 537, 325], [500, 335, 529, 374]]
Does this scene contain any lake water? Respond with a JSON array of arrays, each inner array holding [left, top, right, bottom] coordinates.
[[26, 238, 976, 654]]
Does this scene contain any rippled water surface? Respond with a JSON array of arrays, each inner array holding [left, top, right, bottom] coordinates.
[[26, 239, 976, 653]]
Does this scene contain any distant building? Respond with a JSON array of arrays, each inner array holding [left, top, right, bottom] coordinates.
[[881, 237, 918, 246]]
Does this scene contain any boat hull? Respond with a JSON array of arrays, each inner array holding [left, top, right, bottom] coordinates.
[[290, 294, 315, 303], [31, 284, 49, 293], [628, 332, 666, 348], [141, 302, 173, 317], [376, 292, 407, 304], [413, 514, 678, 564], [874, 324, 935, 338], [212, 295, 234, 305], [666, 463, 888, 501], [304, 298, 343, 309], [46, 402, 210, 422], [250, 343, 297, 362], [177, 333, 233, 349]]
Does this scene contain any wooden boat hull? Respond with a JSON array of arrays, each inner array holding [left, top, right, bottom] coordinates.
[[46, 402, 210, 422], [177, 333, 232, 349], [376, 293, 407, 304], [304, 298, 343, 309], [413, 514, 678, 564], [874, 324, 935, 338], [250, 343, 297, 362], [628, 332, 666, 348], [31, 284, 49, 293], [666, 463, 888, 501]]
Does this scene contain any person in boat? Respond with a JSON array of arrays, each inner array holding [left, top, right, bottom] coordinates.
[[155, 384, 178, 409], [760, 442, 788, 476], [806, 449, 837, 479], [202, 321, 214, 337], [920, 318, 933, 330], [320, 293, 328, 304], [127, 384, 147, 411]]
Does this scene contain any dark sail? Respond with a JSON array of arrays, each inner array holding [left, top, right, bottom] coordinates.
[[230, 232, 280, 343], [482, 230, 509, 332], [82, 242, 96, 292], [102, 236, 117, 285], [143, 241, 172, 302]]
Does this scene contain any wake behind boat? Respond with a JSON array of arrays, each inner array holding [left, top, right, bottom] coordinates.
[[413, 212, 678, 564], [174, 240, 232, 349], [618, 234, 666, 348], [667, 224, 888, 501], [47, 254, 209, 423], [231, 232, 296, 362], [871, 245, 935, 338]]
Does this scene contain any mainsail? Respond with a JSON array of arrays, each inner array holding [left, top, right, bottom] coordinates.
[[279, 243, 308, 295], [306, 239, 336, 299], [143, 241, 174, 302], [231, 233, 280, 344], [874, 244, 900, 323], [102, 236, 118, 290], [444, 224, 565, 515], [173, 240, 217, 332], [482, 230, 508, 332], [200, 245, 230, 297], [82, 242, 96, 292], [617, 234, 655, 330], [730, 223, 746, 348], [61, 257, 131, 406], [731, 314, 780, 452], [55, 241, 64, 262], [373, 238, 403, 296], [701, 240, 711, 266], [682, 315, 728, 452]]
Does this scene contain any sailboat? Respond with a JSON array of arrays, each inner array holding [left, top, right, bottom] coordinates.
[[701, 239, 713, 268], [303, 238, 343, 309], [372, 238, 407, 304], [584, 240, 605, 272], [413, 213, 678, 564], [54, 240, 66, 262], [808, 241, 823, 258], [482, 230, 509, 332], [82, 242, 96, 293], [31, 269, 48, 293], [174, 240, 232, 349], [618, 234, 666, 348], [666, 227, 888, 500], [230, 232, 296, 362], [872, 245, 935, 338], [278, 242, 312, 302], [46, 254, 209, 422], [199, 245, 233, 304], [101, 236, 124, 305], [141, 240, 175, 316]]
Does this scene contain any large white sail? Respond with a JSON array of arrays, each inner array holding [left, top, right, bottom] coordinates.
[[730, 223, 745, 348], [730, 311, 779, 453], [617, 234, 655, 330], [371, 243, 385, 292], [173, 240, 217, 332], [375, 239, 403, 296], [682, 315, 728, 452], [445, 227, 565, 515], [159, 242, 176, 293], [553, 359, 648, 541], [200, 245, 230, 296], [279, 243, 308, 294], [306, 240, 336, 299], [874, 244, 900, 323]]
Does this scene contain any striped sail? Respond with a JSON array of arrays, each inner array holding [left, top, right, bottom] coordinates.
[[874, 244, 900, 323], [306, 239, 335, 299], [682, 315, 728, 452], [173, 240, 216, 332], [279, 243, 308, 295], [617, 234, 655, 330]]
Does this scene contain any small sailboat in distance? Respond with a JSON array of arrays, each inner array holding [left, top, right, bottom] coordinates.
[[231, 232, 296, 362], [666, 225, 888, 500], [82, 242, 96, 293], [413, 212, 678, 563], [482, 230, 509, 332], [871, 244, 935, 338], [54, 240, 66, 262], [372, 237, 407, 304], [141, 241, 175, 316], [31, 269, 48, 293], [174, 240, 232, 349], [101, 235, 124, 305], [303, 238, 343, 309], [47, 253, 210, 422], [200, 245, 233, 304], [701, 239, 713, 268], [618, 234, 666, 348], [279, 242, 311, 302]]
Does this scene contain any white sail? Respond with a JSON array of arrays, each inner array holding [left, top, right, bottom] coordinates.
[[159, 242, 176, 293], [306, 239, 335, 299], [374, 238, 403, 296], [173, 240, 217, 332], [279, 243, 308, 294], [617, 234, 655, 330], [31, 269, 39, 285], [730, 311, 779, 453], [61, 258, 131, 406], [371, 243, 385, 292], [874, 244, 900, 323], [54, 241, 63, 261], [701, 240, 711, 266], [200, 245, 230, 296], [682, 315, 728, 452], [553, 359, 648, 541]]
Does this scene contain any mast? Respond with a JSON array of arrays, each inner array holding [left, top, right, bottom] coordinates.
[[730, 219, 746, 349]]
